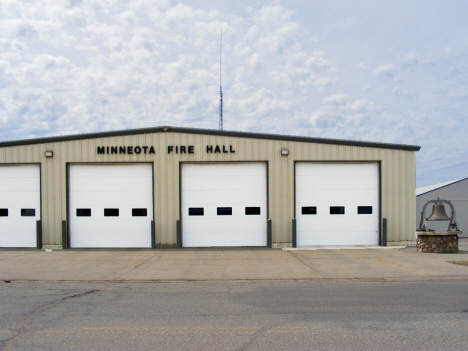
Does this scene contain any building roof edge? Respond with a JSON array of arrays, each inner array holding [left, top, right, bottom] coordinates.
[[0, 125, 421, 151], [416, 177, 468, 196]]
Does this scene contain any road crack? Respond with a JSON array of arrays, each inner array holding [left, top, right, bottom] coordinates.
[[116, 251, 162, 279], [0, 289, 99, 350], [285, 251, 325, 278], [61, 289, 99, 301]]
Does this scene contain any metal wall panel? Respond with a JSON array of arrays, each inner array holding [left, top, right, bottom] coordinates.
[[416, 178, 468, 237], [0, 131, 417, 247]]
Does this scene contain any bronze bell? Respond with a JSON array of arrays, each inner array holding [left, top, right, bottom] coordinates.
[[427, 203, 451, 221]]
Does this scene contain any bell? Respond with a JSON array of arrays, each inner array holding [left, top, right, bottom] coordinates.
[[426, 203, 451, 221]]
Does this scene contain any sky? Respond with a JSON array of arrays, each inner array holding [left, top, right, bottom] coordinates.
[[0, 0, 467, 187]]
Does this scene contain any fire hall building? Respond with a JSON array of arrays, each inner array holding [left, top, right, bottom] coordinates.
[[0, 126, 420, 249]]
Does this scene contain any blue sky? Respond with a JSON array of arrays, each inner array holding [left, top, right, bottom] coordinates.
[[0, 0, 467, 187]]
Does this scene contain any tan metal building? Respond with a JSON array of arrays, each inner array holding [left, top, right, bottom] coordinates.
[[0, 126, 420, 249]]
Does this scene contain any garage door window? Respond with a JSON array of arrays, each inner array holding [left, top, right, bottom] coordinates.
[[132, 208, 147, 217], [76, 209, 91, 217], [217, 207, 232, 216], [302, 206, 317, 215], [330, 206, 345, 215], [189, 208, 204, 216], [358, 206, 373, 214], [21, 209, 35, 217], [0, 209, 8, 217], [104, 208, 119, 217], [245, 207, 261, 215]]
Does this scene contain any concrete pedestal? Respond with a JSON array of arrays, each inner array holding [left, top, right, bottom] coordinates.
[[416, 231, 462, 253]]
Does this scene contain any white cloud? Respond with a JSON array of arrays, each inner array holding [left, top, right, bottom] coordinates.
[[304, 52, 330, 71], [372, 64, 397, 79], [324, 93, 349, 107], [313, 77, 336, 92], [0, 0, 467, 186], [402, 52, 419, 68], [248, 52, 263, 71]]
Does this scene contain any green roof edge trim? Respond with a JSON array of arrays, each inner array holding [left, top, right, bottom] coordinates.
[[0, 125, 421, 151]]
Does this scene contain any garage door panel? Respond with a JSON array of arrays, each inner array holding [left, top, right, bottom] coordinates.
[[0, 207, 39, 217], [183, 175, 266, 192], [69, 164, 153, 248], [71, 227, 151, 248], [0, 167, 38, 178], [0, 222, 37, 247], [297, 211, 376, 220], [0, 179, 40, 193], [297, 193, 377, 206], [183, 205, 266, 218], [183, 231, 265, 247], [0, 220, 38, 232], [72, 219, 150, 234], [75, 190, 152, 203], [296, 163, 377, 176], [297, 175, 378, 191], [297, 163, 376, 176], [183, 190, 266, 206], [296, 203, 378, 215], [2, 208, 39, 219], [71, 165, 148, 177], [185, 164, 264, 177], [297, 198, 377, 206], [72, 191, 153, 207], [71, 177, 152, 193], [70, 206, 151, 220], [298, 232, 377, 246], [70, 219, 152, 248], [0, 196, 40, 209], [184, 236, 262, 248], [297, 217, 377, 232], [296, 176, 353, 191], [296, 163, 379, 246], [297, 179, 377, 192], [182, 163, 267, 247], [184, 217, 266, 233]]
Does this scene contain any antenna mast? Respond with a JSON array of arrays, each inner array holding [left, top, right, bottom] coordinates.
[[219, 29, 223, 131]]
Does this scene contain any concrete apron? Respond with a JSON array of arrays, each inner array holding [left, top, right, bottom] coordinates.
[[0, 240, 467, 282]]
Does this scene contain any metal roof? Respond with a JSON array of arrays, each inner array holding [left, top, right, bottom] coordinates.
[[416, 177, 468, 196], [0, 126, 421, 151]]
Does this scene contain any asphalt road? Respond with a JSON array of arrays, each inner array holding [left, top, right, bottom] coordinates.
[[1, 280, 468, 351]]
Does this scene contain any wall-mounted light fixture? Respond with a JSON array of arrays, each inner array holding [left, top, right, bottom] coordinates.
[[281, 148, 289, 156], [44, 151, 53, 158]]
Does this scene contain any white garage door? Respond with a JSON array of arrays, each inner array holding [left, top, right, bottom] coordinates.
[[296, 163, 379, 246], [0, 165, 40, 247], [182, 163, 267, 247], [69, 164, 153, 248]]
